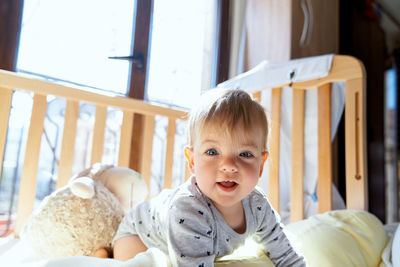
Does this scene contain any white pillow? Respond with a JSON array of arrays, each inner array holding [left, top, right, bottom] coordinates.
[[393, 224, 400, 267]]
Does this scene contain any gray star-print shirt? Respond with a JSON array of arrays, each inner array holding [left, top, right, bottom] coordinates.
[[113, 176, 306, 267]]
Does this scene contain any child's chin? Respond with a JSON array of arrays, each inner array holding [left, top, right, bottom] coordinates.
[[212, 198, 243, 210]]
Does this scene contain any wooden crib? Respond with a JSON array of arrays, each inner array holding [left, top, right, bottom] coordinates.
[[0, 54, 367, 238]]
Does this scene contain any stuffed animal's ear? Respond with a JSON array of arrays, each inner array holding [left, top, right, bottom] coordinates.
[[70, 176, 95, 199]]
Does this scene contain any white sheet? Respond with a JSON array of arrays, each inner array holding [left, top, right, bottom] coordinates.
[[0, 236, 171, 267], [218, 54, 334, 93], [384, 223, 400, 267]]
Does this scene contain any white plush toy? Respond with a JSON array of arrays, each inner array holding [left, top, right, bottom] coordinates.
[[21, 163, 148, 259]]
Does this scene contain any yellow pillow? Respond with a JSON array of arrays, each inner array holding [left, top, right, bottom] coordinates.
[[285, 210, 388, 267], [215, 254, 273, 267], [214, 210, 388, 267], [215, 238, 274, 267]]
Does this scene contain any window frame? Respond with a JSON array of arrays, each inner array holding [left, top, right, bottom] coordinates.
[[0, 0, 23, 71], [126, 0, 231, 171]]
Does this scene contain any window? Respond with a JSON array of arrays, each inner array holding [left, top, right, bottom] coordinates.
[[147, 0, 216, 108], [17, 0, 135, 95], [17, 0, 218, 107]]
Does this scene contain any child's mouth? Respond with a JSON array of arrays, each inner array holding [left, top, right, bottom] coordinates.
[[217, 181, 238, 192]]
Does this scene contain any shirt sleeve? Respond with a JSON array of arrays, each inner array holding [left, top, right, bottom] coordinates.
[[166, 197, 215, 267], [112, 206, 137, 245], [252, 198, 306, 267]]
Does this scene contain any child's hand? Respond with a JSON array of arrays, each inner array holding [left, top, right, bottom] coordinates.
[[91, 247, 110, 258]]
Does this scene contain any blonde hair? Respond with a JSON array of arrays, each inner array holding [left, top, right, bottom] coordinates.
[[187, 88, 268, 150]]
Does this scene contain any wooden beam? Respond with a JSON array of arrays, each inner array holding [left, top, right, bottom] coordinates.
[[118, 111, 134, 168], [15, 94, 47, 236], [317, 83, 332, 213], [90, 106, 107, 165], [140, 115, 155, 195], [345, 77, 368, 210], [57, 100, 79, 188], [163, 119, 176, 189], [291, 88, 305, 222], [0, 89, 12, 179], [268, 87, 282, 212]]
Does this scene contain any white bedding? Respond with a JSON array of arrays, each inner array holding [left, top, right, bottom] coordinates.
[[1, 236, 171, 267], [0, 239, 394, 267], [1, 211, 397, 267]]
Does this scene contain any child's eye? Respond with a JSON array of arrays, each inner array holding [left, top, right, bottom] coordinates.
[[240, 152, 253, 158], [205, 149, 218, 156]]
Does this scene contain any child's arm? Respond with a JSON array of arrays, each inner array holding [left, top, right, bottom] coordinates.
[[253, 202, 306, 267], [167, 199, 216, 266], [113, 235, 148, 261], [256, 222, 306, 266], [112, 205, 149, 261]]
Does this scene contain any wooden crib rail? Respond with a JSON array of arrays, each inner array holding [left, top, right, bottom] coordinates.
[[0, 55, 367, 236], [0, 69, 187, 236], [265, 55, 367, 222]]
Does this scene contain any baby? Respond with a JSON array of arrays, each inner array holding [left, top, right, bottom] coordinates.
[[113, 89, 306, 266]]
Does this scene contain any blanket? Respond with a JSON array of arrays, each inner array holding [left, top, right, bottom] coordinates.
[[1, 210, 396, 267]]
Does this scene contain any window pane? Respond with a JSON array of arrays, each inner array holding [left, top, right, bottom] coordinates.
[[147, 0, 216, 109], [17, 0, 135, 95]]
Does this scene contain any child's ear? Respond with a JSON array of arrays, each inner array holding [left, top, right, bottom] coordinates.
[[259, 152, 269, 177], [184, 145, 195, 174]]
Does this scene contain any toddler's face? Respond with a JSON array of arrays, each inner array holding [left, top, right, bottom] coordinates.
[[184, 123, 267, 213]]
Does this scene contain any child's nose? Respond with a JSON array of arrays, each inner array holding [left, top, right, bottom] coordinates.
[[220, 157, 238, 172]]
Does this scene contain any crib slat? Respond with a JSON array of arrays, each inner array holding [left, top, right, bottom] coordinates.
[[163, 119, 176, 189], [184, 165, 191, 181], [90, 105, 107, 165], [15, 94, 47, 236], [317, 84, 332, 213], [291, 88, 305, 222], [345, 77, 368, 210], [118, 111, 134, 167], [141, 115, 155, 194], [252, 91, 262, 103], [268, 87, 282, 212], [0, 89, 12, 178], [57, 100, 80, 188]]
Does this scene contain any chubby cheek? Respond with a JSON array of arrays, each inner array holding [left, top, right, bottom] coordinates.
[[192, 158, 218, 190], [239, 162, 262, 192], [240, 159, 263, 176], [194, 157, 217, 178]]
